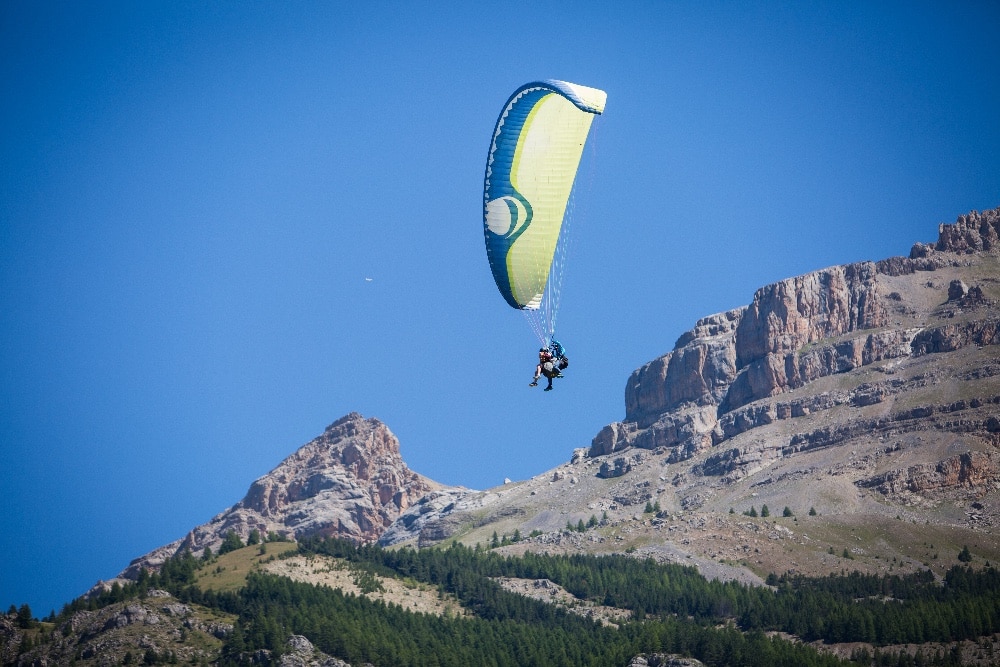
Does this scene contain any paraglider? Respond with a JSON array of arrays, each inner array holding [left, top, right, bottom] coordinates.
[[529, 339, 570, 391], [481, 80, 606, 390]]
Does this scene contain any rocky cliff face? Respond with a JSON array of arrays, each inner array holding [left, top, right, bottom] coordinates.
[[592, 208, 1000, 468], [121, 413, 447, 577]]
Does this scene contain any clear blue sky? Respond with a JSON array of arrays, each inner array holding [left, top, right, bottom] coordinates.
[[2, 1, 998, 617]]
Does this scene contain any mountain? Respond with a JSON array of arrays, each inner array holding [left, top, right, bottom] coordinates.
[[8, 206, 1000, 667], [118, 206, 999, 589], [120, 413, 451, 579], [382, 206, 1000, 580]]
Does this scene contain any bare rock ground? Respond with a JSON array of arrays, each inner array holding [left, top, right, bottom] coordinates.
[[261, 555, 467, 618]]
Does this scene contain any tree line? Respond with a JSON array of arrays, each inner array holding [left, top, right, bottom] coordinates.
[[300, 537, 1000, 647], [24, 536, 999, 666]]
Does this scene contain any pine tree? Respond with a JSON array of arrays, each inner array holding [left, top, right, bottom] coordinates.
[[218, 530, 245, 555], [16, 603, 34, 629]]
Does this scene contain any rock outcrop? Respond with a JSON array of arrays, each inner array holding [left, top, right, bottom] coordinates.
[[935, 208, 1000, 253], [8, 593, 229, 666], [857, 450, 1000, 498], [625, 309, 743, 427], [278, 635, 350, 667], [590, 208, 1000, 472], [122, 413, 451, 578], [629, 655, 707, 667]]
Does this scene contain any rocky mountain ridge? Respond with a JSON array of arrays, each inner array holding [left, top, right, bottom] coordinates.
[[119, 207, 1000, 590], [599, 208, 999, 464], [378, 207, 1000, 580], [120, 413, 446, 578]]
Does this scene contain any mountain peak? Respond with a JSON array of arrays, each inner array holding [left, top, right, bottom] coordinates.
[[120, 413, 447, 578]]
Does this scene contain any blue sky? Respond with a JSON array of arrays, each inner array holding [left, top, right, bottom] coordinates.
[[2, 1, 998, 617]]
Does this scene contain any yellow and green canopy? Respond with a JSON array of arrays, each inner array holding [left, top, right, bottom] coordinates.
[[483, 80, 606, 317]]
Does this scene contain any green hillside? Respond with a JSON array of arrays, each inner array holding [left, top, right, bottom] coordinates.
[[7, 536, 999, 666]]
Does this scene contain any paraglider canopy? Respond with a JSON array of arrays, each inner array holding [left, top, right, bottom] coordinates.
[[482, 80, 606, 344]]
